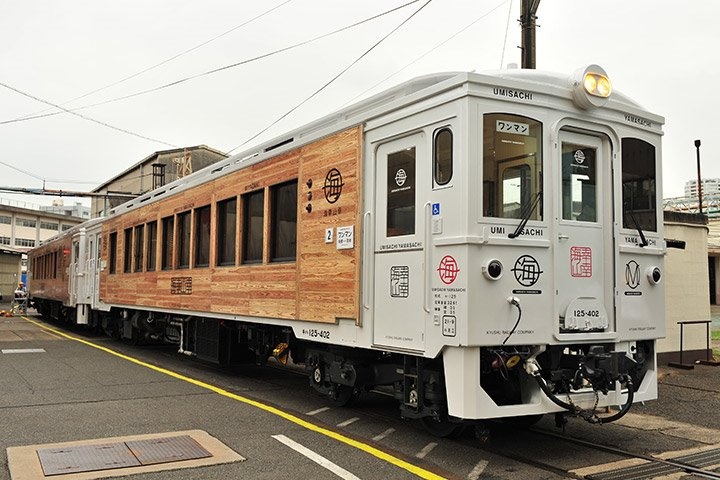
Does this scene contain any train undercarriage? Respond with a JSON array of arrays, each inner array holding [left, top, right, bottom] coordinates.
[[31, 299, 651, 437]]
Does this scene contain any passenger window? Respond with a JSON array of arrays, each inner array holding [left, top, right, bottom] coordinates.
[[270, 180, 298, 262], [161, 216, 174, 270], [242, 189, 265, 264], [483, 114, 542, 219], [433, 128, 453, 186], [622, 138, 657, 232], [123, 228, 132, 273], [217, 197, 237, 266], [133, 225, 144, 272], [194, 205, 211, 267], [177, 211, 191, 269], [146, 221, 157, 272], [108, 232, 117, 274], [561, 144, 597, 222], [387, 147, 416, 237]]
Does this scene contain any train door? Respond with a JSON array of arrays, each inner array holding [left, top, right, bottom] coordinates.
[[92, 233, 102, 308], [555, 131, 614, 334], [69, 238, 79, 305], [373, 132, 429, 351]]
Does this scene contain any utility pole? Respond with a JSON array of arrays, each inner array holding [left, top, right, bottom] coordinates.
[[520, 0, 541, 69], [695, 139, 703, 214]]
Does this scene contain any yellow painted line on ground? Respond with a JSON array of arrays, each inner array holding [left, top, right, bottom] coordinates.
[[22, 316, 446, 480]]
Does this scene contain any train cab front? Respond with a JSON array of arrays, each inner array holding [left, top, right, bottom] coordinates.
[[438, 64, 664, 428]]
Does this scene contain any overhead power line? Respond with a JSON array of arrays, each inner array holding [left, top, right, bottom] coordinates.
[[0, 81, 179, 148], [226, 0, 433, 154], [8, 0, 295, 124], [0, 0, 421, 127]]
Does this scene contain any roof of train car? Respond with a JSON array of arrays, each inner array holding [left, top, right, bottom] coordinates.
[[106, 66, 662, 219]]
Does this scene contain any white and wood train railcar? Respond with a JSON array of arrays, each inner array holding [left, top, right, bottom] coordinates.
[[29, 65, 666, 434]]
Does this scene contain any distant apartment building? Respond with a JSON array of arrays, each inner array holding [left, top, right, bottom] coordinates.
[[684, 178, 720, 198], [90, 145, 227, 218], [40, 200, 91, 220], [0, 198, 86, 252]]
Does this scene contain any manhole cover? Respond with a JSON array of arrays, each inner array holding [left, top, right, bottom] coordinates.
[[37, 443, 141, 476], [37, 435, 213, 476]]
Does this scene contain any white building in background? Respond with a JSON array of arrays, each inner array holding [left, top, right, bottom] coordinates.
[[685, 178, 720, 198], [40, 199, 90, 220], [0, 198, 85, 251]]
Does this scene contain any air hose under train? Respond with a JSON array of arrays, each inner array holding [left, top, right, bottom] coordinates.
[[524, 346, 635, 425]]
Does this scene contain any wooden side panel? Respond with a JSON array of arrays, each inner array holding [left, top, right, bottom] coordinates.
[[297, 127, 362, 323], [99, 127, 362, 324], [28, 236, 72, 303]]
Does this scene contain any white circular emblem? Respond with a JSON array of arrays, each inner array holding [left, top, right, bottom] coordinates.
[[395, 169, 407, 187], [574, 150, 586, 164]]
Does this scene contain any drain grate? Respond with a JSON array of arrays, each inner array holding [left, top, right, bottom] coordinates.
[[37, 435, 212, 476], [588, 447, 720, 480]]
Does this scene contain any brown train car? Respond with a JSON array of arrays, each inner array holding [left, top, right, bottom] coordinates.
[[27, 234, 72, 315], [100, 126, 361, 325]]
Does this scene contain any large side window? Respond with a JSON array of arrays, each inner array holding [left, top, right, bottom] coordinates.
[[387, 147, 416, 237], [622, 138, 657, 232], [133, 224, 144, 272], [146, 221, 157, 272], [123, 228, 132, 273], [217, 197, 237, 266], [433, 127, 453, 186], [161, 216, 174, 270], [177, 211, 191, 269], [270, 180, 298, 262], [482, 113, 542, 219], [194, 205, 211, 268], [242, 189, 264, 264], [109, 232, 117, 274]]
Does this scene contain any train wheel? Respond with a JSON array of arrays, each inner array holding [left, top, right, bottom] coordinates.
[[420, 415, 466, 438]]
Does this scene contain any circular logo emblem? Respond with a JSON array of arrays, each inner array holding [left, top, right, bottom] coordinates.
[[323, 168, 344, 204], [574, 149, 586, 164], [437, 255, 460, 285], [395, 169, 407, 187], [511, 255, 543, 287]]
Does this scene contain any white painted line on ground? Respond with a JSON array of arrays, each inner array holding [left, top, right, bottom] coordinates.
[[337, 417, 360, 427], [372, 428, 395, 442], [272, 434, 361, 480], [415, 442, 438, 459], [467, 460, 489, 480], [1, 348, 46, 354], [306, 407, 331, 416]]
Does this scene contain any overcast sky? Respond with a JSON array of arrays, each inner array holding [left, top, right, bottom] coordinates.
[[1, 0, 718, 209]]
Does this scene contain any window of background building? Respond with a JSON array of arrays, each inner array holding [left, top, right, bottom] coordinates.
[[217, 197, 237, 266], [242, 189, 264, 264]]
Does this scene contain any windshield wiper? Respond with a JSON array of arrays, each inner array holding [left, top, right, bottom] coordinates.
[[626, 209, 648, 247], [508, 191, 542, 239]]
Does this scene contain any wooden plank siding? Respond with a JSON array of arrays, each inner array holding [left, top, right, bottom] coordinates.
[[100, 127, 362, 324], [27, 235, 72, 303]]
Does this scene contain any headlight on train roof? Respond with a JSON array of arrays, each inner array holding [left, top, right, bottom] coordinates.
[[572, 64, 611, 109]]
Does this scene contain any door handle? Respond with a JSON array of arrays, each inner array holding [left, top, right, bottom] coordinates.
[[558, 233, 570, 240]]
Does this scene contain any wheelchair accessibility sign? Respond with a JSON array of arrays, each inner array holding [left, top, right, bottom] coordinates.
[[431, 203, 440, 216]]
